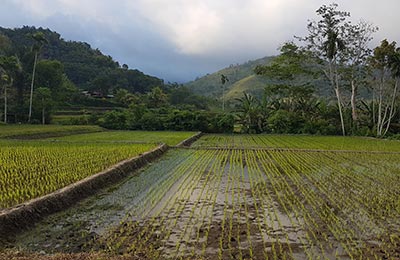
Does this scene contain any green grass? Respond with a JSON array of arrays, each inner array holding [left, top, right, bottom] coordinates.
[[192, 134, 400, 152], [0, 140, 157, 209], [0, 124, 103, 139], [53, 131, 198, 146], [225, 74, 268, 100]]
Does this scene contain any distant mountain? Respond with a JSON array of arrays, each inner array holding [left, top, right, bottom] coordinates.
[[184, 56, 274, 100], [185, 56, 340, 101], [0, 26, 163, 94]]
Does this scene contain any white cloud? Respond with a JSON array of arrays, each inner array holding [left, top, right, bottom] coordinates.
[[1, 0, 400, 82]]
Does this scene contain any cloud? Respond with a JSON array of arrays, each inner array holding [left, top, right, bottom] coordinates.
[[1, 0, 399, 82], [129, 0, 321, 56]]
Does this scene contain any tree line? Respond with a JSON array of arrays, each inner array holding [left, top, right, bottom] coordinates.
[[0, 26, 163, 124], [236, 3, 400, 137]]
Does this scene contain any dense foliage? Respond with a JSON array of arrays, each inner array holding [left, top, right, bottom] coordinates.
[[0, 26, 163, 92], [0, 26, 233, 132], [238, 4, 400, 137]]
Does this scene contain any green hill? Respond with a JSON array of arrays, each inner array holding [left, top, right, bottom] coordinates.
[[185, 55, 338, 102], [0, 26, 163, 94], [225, 74, 270, 100], [185, 57, 273, 100]]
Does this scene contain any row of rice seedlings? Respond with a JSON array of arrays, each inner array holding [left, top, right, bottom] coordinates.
[[237, 150, 256, 259], [327, 151, 400, 218], [86, 150, 193, 249], [153, 150, 218, 253], [55, 131, 197, 146], [0, 125, 102, 139], [292, 150, 399, 258], [256, 150, 313, 259], [193, 134, 400, 151], [227, 149, 241, 258], [196, 149, 228, 258], [244, 149, 271, 260], [267, 149, 353, 258], [278, 150, 383, 258], [98, 149, 203, 253], [245, 150, 291, 259], [266, 150, 341, 258], [142, 149, 221, 255], [173, 149, 226, 258], [126, 149, 217, 255], [217, 150, 235, 259], [232, 149, 245, 260]]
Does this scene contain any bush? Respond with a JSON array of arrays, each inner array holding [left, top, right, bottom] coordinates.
[[267, 110, 304, 134], [302, 119, 338, 135], [99, 110, 127, 129]]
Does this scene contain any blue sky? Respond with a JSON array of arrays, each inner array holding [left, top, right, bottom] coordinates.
[[1, 0, 399, 82]]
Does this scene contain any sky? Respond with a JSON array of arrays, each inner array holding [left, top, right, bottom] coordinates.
[[0, 0, 399, 83]]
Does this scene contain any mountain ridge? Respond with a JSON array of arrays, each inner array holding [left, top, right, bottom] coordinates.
[[184, 56, 274, 100], [0, 26, 163, 94]]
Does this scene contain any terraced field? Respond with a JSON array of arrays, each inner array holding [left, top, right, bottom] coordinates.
[[0, 127, 195, 209], [51, 130, 197, 146], [2, 134, 399, 259], [192, 134, 400, 152], [0, 140, 156, 208], [0, 125, 103, 139]]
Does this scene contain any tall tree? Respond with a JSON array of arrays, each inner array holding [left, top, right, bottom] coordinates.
[[299, 3, 350, 136], [386, 48, 400, 135], [0, 56, 21, 123], [369, 40, 397, 137], [28, 32, 48, 122], [0, 34, 11, 55], [343, 21, 378, 125], [147, 86, 168, 108], [34, 87, 52, 124], [220, 74, 229, 111]]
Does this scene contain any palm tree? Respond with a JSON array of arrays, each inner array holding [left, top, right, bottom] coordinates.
[[236, 92, 262, 133], [28, 32, 48, 122], [220, 74, 229, 111]]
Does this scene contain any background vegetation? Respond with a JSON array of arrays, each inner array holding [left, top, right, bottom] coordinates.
[[1, 3, 399, 137]]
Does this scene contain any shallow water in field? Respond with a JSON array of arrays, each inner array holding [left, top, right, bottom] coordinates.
[[3, 146, 400, 259]]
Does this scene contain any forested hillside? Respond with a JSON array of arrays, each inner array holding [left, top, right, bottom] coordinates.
[[0, 26, 230, 131], [0, 26, 162, 93], [185, 57, 273, 98]]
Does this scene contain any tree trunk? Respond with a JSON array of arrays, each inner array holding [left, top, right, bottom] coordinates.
[[351, 79, 358, 123], [332, 61, 345, 136], [28, 51, 38, 123], [335, 87, 346, 136], [376, 76, 384, 136], [372, 91, 376, 127], [383, 77, 398, 136], [4, 84, 6, 124], [42, 107, 45, 125]]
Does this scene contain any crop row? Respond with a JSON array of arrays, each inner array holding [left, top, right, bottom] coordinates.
[[192, 134, 400, 152], [0, 125, 103, 139], [93, 149, 400, 259], [53, 131, 197, 146]]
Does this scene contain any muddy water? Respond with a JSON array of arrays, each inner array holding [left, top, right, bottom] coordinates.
[[4, 149, 398, 259], [5, 150, 193, 253]]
